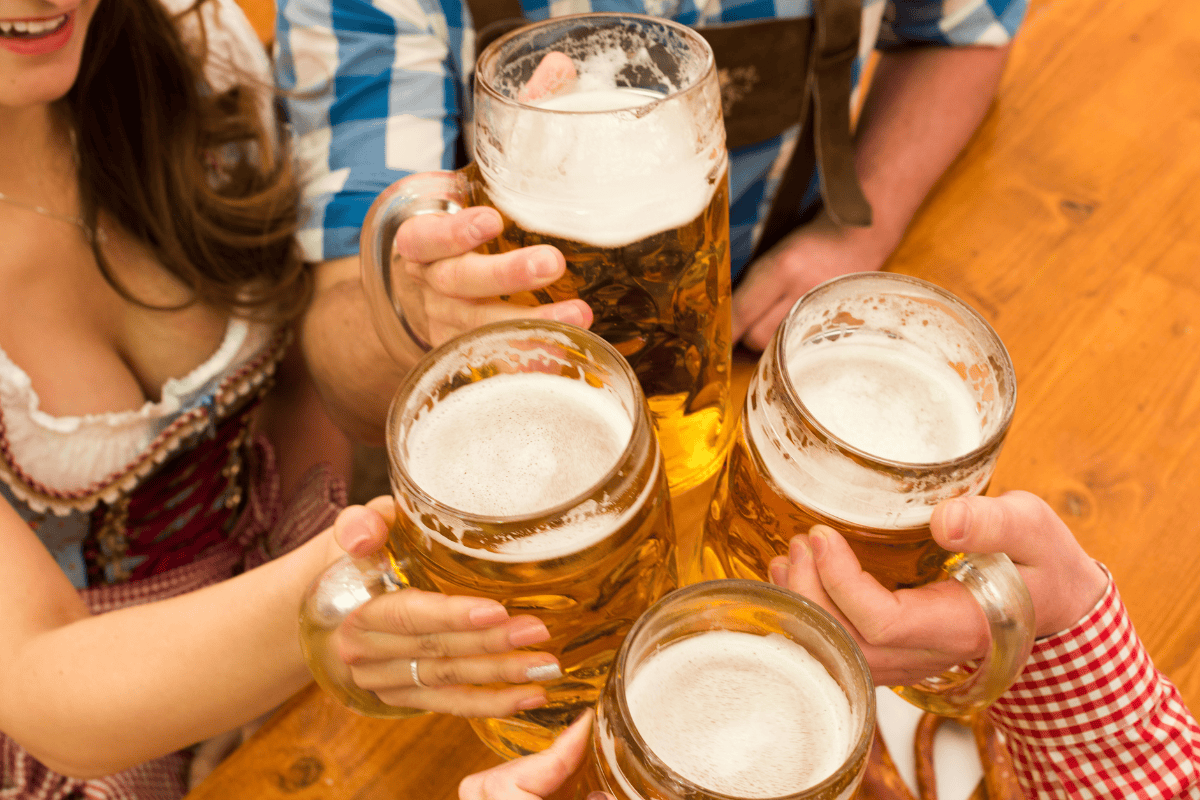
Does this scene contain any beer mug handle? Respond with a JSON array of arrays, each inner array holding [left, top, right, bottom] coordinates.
[[360, 170, 472, 362], [892, 552, 1035, 716], [299, 552, 429, 719]]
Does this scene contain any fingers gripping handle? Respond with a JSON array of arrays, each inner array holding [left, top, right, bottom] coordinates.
[[360, 171, 471, 361], [298, 553, 428, 719], [893, 552, 1035, 717]]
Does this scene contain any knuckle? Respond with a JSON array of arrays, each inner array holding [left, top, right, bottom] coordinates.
[[427, 661, 461, 687], [415, 633, 449, 658]]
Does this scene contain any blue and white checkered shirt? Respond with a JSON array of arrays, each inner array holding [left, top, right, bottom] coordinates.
[[275, 0, 1026, 278]]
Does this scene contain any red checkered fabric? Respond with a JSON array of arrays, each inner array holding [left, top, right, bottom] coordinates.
[[0, 438, 346, 800], [989, 568, 1200, 798]]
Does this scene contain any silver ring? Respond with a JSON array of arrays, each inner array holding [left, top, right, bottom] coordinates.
[[410, 657, 427, 689]]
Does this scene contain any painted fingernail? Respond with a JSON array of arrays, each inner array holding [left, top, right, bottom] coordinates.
[[525, 662, 563, 682], [943, 500, 969, 543], [517, 695, 548, 711], [468, 603, 509, 627], [509, 620, 552, 648]]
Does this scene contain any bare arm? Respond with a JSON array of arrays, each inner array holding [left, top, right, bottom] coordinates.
[[733, 44, 1012, 348], [0, 500, 340, 777]]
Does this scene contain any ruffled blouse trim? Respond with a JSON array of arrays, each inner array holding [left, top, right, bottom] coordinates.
[[0, 326, 291, 516]]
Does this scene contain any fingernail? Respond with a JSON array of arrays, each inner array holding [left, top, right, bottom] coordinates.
[[468, 603, 509, 627], [769, 561, 787, 586], [588, 793, 612, 800], [789, 535, 811, 563], [517, 695, 548, 711], [530, 250, 562, 280], [808, 528, 828, 558], [467, 208, 501, 239], [551, 302, 586, 326], [943, 500, 969, 543], [525, 662, 563, 682], [509, 620, 552, 648]]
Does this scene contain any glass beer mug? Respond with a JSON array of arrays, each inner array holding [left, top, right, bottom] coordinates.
[[360, 13, 735, 496], [300, 320, 677, 759], [563, 580, 876, 800], [703, 272, 1035, 716]]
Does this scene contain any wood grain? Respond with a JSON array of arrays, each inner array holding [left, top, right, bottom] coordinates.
[[188, 0, 1200, 796]]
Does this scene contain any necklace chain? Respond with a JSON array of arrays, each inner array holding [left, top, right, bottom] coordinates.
[[0, 128, 106, 243]]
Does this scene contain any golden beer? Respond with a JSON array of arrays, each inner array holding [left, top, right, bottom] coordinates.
[[702, 273, 1034, 715], [564, 581, 875, 800], [361, 15, 735, 496], [300, 320, 677, 760]]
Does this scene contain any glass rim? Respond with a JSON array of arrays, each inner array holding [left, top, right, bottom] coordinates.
[[475, 12, 718, 113], [609, 578, 877, 800], [774, 271, 1018, 472], [385, 318, 653, 526]]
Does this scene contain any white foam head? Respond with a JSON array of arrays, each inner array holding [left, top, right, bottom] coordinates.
[[751, 330, 987, 529], [478, 45, 725, 248], [789, 333, 982, 464], [401, 372, 637, 560], [625, 630, 854, 797]]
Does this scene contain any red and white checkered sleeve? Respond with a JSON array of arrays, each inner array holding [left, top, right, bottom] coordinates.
[[988, 568, 1200, 798]]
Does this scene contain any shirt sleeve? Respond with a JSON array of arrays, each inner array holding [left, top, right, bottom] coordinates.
[[273, 0, 470, 262], [988, 568, 1200, 799], [877, 0, 1028, 50]]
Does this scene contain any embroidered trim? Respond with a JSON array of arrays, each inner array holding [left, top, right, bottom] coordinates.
[[0, 328, 290, 517]]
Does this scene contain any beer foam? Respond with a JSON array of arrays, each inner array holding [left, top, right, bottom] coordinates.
[[403, 373, 634, 552], [789, 333, 982, 464], [481, 74, 723, 247], [626, 631, 854, 797]]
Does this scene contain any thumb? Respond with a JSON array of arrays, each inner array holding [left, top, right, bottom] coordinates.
[[930, 492, 1059, 567], [333, 497, 394, 557]]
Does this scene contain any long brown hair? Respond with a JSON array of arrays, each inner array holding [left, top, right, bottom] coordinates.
[[66, 0, 311, 323]]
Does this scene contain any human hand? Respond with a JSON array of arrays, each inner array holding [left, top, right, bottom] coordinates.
[[768, 491, 1109, 687], [732, 210, 894, 351], [459, 709, 609, 800], [393, 204, 593, 349], [329, 497, 563, 717]]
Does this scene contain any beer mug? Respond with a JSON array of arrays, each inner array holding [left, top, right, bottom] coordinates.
[[564, 580, 875, 800], [703, 273, 1035, 716], [300, 320, 678, 759], [360, 13, 735, 496]]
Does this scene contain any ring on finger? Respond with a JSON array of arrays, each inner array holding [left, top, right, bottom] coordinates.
[[410, 657, 428, 689]]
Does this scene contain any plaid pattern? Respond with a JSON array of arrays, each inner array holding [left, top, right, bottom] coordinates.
[[0, 438, 347, 800], [989, 570, 1200, 799], [273, 0, 1026, 277]]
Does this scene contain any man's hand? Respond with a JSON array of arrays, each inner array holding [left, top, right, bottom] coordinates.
[[394, 207, 592, 348], [459, 710, 601, 800], [731, 209, 892, 350], [768, 491, 1109, 687]]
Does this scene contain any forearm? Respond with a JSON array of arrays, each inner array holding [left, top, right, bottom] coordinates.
[[851, 44, 1011, 258], [989, 573, 1200, 797], [1, 530, 338, 778], [300, 255, 425, 444]]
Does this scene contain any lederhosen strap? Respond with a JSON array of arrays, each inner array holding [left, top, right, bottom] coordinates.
[[463, 0, 871, 263]]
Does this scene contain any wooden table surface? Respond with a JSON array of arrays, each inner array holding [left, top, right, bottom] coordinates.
[[191, 0, 1200, 796]]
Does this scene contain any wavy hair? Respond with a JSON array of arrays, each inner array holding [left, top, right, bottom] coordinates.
[[66, 0, 311, 323]]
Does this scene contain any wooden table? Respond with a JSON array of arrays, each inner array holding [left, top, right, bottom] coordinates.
[[190, 0, 1200, 795]]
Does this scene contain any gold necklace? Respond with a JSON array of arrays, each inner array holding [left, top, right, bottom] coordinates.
[[0, 189, 105, 243]]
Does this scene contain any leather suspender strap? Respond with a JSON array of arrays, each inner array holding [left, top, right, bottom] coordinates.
[[752, 0, 870, 259], [811, 0, 871, 227]]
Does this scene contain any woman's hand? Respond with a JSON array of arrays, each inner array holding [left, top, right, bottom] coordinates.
[[768, 491, 1109, 687], [459, 710, 605, 800], [328, 498, 563, 718]]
